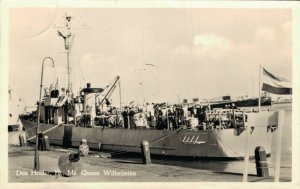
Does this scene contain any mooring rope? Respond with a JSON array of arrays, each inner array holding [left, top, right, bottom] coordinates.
[[148, 127, 183, 145], [26, 124, 62, 141]]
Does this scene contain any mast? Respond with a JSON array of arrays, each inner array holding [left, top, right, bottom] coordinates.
[[58, 15, 73, 92], [66, 16, 72, 92], [67, 51, 70, 91], [56, 14, 74, 124]]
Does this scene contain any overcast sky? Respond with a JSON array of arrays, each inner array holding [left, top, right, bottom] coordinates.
[[9, 8, 292, 106]]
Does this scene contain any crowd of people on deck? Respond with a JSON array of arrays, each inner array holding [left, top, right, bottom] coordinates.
[[25, 85, 242, 130], [93, 102, 242, 130]]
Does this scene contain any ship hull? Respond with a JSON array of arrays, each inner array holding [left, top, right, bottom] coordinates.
[[210, 97, 272, 109], [20, 117, 273, 159]]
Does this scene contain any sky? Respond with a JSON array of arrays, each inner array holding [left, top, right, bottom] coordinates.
[[9, 8, 292, 106]]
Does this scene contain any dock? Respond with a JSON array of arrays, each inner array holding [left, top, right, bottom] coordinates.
[[8, 144, 291, 182]]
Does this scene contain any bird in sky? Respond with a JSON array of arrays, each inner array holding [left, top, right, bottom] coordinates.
[[144, 63, 156, 67]]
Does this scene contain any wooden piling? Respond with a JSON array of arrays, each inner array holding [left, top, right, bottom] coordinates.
[[62, 126, 72, 148], [141, 140, 151, 165], [274, 110, 284, 182], [44, 135, 50, 150], [38, 132, 45, 151], [255, 146, 269, 177], [242, 111, 250, 182], [19, 134, 26, 147]]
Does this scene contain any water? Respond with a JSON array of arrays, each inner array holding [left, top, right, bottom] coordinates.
[[116, 104, 292, 180]]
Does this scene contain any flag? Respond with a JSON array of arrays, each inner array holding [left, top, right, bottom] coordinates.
[[261, 68, 292, 95]]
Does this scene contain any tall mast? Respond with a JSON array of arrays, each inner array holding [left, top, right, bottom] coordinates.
[[57, 14, 74, 92]]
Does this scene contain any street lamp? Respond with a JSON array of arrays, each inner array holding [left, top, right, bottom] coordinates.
[[34, 57, 55, 171]]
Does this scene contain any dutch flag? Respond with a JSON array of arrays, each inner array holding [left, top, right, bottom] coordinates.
[[262, 68, 292, 95]]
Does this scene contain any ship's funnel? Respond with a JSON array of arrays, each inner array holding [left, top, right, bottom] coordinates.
[[81, 83, 103, 126]]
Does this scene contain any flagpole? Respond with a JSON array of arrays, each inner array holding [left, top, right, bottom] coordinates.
[[258, 65, 262, 112]]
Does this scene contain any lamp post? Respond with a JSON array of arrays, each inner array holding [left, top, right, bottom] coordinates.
[[34, 57, 55, 171]]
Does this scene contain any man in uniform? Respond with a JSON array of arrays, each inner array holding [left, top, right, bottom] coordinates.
[[168, 108, 177, 129], [122, 106, 129, 128], [156, 107, 164, 130]]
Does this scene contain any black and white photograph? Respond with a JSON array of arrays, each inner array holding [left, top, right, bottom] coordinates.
[[2, 0, 300, 187]]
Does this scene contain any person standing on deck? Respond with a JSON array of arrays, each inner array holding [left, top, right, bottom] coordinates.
[[196, 104, 203, 123], [231, 103, 237, 109], [129, 107, 136, 128], [176, 105, 185, 127], [168, 108, 177, 129], [122, 106, 129, 128], [156, 107, 164, 130]]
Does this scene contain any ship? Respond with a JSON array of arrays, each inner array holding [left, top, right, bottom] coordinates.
[[209, 96, 272, 109], [19, 15, 279, 159]]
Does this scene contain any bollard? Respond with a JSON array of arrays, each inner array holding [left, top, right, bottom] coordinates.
[[38, 132, 45, 151], [78, 139, 89, 156], [141, 140, 151, 165], [255, 146, 269, 177], [19, 134, 26, 147], [43, 135, 50, 150], [62, 126, 72, 148]]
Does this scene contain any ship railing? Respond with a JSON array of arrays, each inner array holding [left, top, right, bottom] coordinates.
[[202, 109, 247, 130], [80, 109, 249, 131]]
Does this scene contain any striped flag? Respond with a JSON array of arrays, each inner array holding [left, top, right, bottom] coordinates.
[[262, 68, 292, 95]]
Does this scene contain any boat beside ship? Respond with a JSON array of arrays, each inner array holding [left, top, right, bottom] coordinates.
[[19, 15, 279, 159]]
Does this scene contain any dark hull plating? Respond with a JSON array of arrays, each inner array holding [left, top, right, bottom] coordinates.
[[210, 97, 272, 109], [20, 117, 273, 159]]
